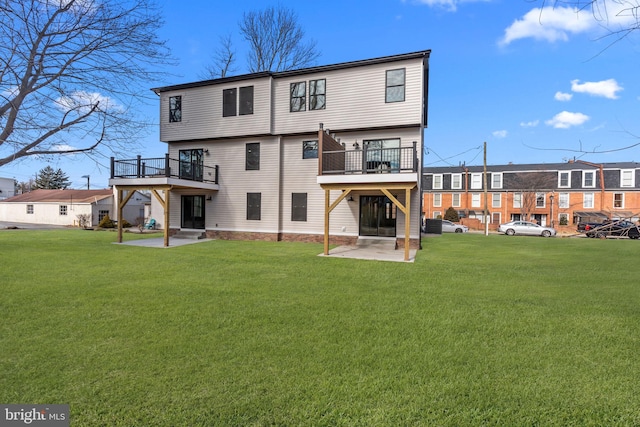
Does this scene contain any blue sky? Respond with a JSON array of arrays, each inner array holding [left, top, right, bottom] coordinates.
[[2, 0, 639, 189]]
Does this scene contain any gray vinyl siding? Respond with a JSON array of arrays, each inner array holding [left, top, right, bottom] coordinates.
[[159, 77, 272, 142], [206, 137, 280, 233], [272, 59, 424, 135]]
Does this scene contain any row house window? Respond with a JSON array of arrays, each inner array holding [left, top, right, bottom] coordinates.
[[559, 171, 570, 188], [491, 172, 503, 189], [433, 193, 441, 207], [433, 174, 443, 190], [583, 192, 594, 209], [471, 173, 482, 190], [558, 193, 569, 209], [583, 170, 595, 188], [451, 173, 462, 190], [621, 169, 635, 187], [614, 193, 624, 208], [492, 193, 501, 208], [452, 193, 461, 207]]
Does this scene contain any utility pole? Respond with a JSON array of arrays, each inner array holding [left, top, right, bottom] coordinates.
[[483, 142, 489, 236], [82, 175, 90, 190]]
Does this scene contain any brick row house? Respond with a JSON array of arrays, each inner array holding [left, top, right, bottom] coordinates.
[[422, 161, 640, 230], [109, 51, 431, 260]]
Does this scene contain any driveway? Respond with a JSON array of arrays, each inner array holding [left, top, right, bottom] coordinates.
[[0, 221, 69, 230]]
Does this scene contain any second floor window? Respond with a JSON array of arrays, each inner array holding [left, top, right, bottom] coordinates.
[[451, 173, 462, 189], [309, 79, 326, 110], [536, 193, 545, 208], [621, 169, 634, 187], [169, 95, 181, 122], [432, 174, 443, 189], [290, 82, 306, 112], [583, 171, 595, 188], [239, 86, 254, 115], [452, 193, 461, 207], [491, 173, 503, 189], [223, 88, 237, 117], [471, 173, 482, 190], [471, 193, 481, 208], [492, 193, 501, 208], [386, 68, 405, 103], [302, 140, 318, 159], [246, 143, 260, 170], [433, 193, 441, 207]]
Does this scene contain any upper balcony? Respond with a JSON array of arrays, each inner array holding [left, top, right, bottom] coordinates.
[[109, 155, 219, 190], [317, 128, 419, 186]]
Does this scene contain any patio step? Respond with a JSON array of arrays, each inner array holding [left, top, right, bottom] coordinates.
[[356, 237, 397, 250], [173, 230, 206, 240]]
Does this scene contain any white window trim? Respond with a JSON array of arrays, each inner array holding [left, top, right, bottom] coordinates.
[[491, 172, 503, 189], [621, 169, 635, 188], [558, 171, 571, 188], [432, 174, 443, 190], [471, 173, 482, 190], [452, 193, 461, 208], [583, 192, 594, 209], [613, 192, 625, 209], [558, 192, 569, 209], [513, 193, 522, 209], [433, 193, 442, 207], [451, 173, 462, 190], [582, 170, 596, 188], [492, 193, 501, 208]]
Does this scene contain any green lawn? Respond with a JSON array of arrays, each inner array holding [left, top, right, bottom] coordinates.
[[1, 230, 639, 426]]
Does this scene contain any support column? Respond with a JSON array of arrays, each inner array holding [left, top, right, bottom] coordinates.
[[404, 188, 411, 262], [164, 189, 170, 247], [117, 188, 124, 243], [324, 189, 330, 255]]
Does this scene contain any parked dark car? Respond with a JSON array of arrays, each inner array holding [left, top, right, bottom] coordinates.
[[585, 221, 640, 239]]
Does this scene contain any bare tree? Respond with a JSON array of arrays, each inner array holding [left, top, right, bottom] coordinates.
[[507, 172, 556, 221], [202, 34, 237, 79], [0, 0, 171, 167]]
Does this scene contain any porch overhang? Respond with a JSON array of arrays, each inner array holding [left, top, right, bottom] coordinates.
[[110, 177, 219, 191], [320, 181, 417, 262]]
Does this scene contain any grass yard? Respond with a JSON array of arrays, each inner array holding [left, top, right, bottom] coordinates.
[[1, 229, 640, 426]]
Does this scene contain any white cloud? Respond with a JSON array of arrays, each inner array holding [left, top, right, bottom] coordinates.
[[499, 1, 640, 46], [52, 144, 78, 152], [499, 6, 595, 46], [555, 91, 573, 101], [56, 91, 119, 114], [520, 120, 540, 127], [571, 78, 622, 99], [492, 130, 508, 138], [408, 0, 491, 12], [545, 111, 590, 129]]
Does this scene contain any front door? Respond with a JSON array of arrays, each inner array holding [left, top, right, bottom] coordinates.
[[359, 196, 396, 237], [181, 195, 205, 229]]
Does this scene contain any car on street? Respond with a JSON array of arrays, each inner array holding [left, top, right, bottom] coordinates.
[[441, 220, 469, 233], [498, 221, 557, 237]]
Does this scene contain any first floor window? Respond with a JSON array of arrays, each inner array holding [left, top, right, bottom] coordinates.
[[26, 204, 34, 214], [614, 193, 624, 208], [433, 193, 441, 207], [559, 213, 569, 225], [583, 192, 594, 209], [492, 193, 501, 208], [452, 193, 461, 207], [98, 210, 110, 222], [247, 193, 261, 220], [292, 193, 307, 221], [558, 193, 569, 209], [246, 142, 260, 170], [433, 211, 441, 219], [471, 193, 481, 208], [536, 193, 545, 208], [59, 205, 67, 216], [513, 193, 522, 208]]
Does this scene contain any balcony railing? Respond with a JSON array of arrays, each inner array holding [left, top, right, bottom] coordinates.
[[321, 143, 418, 175], [110, 155, 218, 184]]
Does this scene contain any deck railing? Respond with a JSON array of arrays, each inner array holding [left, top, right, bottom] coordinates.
[[321, 143, 418, 175], [110, 155, 218, 184]]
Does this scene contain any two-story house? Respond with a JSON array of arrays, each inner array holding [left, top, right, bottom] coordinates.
[[423, 161, 640, 228], [110, 50, 431, 260]]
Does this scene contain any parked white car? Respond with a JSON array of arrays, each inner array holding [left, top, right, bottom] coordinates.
[[498, 221, 556, 237], [441, 220, 469, 233]]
